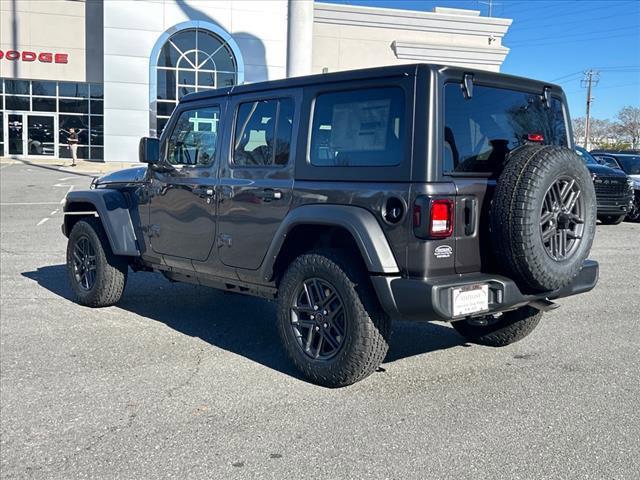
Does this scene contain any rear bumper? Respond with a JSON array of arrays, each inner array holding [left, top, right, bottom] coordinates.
[[371, 260, 599, 322]]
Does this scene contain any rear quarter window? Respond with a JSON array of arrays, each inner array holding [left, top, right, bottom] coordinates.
[[444, 83, 567, 174], [309, 87, 405, 167]]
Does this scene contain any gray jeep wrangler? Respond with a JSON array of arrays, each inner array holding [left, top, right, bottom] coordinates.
[[62, 64, 599, 387]]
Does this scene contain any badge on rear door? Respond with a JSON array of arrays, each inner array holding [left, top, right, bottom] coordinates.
[[434, 245, 453, 259]]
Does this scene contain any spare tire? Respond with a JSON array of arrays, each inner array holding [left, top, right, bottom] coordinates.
[[490, 145, 596, 292]]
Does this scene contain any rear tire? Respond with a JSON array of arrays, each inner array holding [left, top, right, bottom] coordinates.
[[451, 306, 543, 347], [66, 218, 128, 307], [598, 214, 625, 225], [276, 250, 390, 388]]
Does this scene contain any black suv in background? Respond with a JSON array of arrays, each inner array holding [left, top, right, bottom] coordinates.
[[574, 147, 634, 224], [62, 64, 599, 387], [591, 150, 640, 222]]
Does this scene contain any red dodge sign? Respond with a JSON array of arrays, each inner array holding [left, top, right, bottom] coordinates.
[[0, 50, 68, 64]]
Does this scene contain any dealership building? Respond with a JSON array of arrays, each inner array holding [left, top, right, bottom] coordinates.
[[0, 0, 512, 162]]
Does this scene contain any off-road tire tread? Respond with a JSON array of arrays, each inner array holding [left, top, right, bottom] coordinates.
[[490, 145, 596, 292], [452, 306, 543, 347], [277, 250, 390, 388], [67, 218, 128, 307]]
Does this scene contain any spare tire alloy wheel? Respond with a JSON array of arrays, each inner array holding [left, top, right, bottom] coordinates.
[[540, 176, 585, 260], [291, 278, 347, 361], [490, 145, 596, 293]]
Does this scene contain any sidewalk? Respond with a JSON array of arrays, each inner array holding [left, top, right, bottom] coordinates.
[[0, 157, 139, 174]]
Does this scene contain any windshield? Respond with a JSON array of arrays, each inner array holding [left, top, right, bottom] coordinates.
[[574, 146, 599, 165], [616, 156, 640, 175]]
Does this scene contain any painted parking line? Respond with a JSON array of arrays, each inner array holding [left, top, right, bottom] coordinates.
[[0, 202, 61, 206], [36, 218, 50, 226]]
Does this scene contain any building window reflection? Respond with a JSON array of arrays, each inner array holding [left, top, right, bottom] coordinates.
[[154, 27, 239, 135]]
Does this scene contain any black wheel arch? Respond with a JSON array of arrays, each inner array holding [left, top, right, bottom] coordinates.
[[261, 205, 400, 284], [63, 189, 140, 257]]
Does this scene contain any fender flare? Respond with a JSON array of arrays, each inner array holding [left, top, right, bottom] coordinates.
[[63, 189, 139, 256], [260, 204, 400, 280]]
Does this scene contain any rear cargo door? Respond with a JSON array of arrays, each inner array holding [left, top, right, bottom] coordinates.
[[442, 82, 569, 274]]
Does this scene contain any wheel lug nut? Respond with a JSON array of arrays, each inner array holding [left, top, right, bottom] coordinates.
[[315, 326, 320, 331], [313, 305, 319, 311], [323, 323, 328, 328], [310, 315, 314, 320]]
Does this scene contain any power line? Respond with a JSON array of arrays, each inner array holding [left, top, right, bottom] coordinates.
[[513, 1, 636, 26], [510, 10, 634, 32], [508, 31, 639, 48], [508, 25, 638, 45]]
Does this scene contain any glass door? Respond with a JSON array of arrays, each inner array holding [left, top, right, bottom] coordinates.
[[26, 114, 56, 156], [8, 114, 24, 155], [4, 113, 56, 157]]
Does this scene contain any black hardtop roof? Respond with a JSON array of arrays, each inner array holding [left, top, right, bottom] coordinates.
[[181, 63, 561, 104]]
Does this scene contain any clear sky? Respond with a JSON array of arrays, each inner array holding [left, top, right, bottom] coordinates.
[[320, 0, 640, 121]]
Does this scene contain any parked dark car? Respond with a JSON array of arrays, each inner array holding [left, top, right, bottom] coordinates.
[[590, 150, 640, 222], [574, 147, 634, 224], [61, 64, 599, 387]]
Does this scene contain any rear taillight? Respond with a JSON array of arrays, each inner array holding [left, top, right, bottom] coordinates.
[[429, 199, 454, 237], [413, 197, 454, 239]]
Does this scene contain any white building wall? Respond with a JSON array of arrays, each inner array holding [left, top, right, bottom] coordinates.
[[0, 0, 89, 82], [103, 0, 288, 162], [313, 4, 511, 74]]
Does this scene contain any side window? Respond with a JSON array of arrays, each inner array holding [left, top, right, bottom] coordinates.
[[233, 98, 294, 167], [166, 106, 220, 166], [309, 87, 405, 167]]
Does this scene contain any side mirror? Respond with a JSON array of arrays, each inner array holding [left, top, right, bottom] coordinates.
[[139, 137, 159, 164]]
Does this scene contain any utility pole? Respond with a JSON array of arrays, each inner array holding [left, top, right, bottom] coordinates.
[[479, 0, 501, 17], [581, 70, 600, 149]]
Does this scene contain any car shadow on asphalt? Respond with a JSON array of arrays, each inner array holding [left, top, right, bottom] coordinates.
[[22, 265, 466, 380]]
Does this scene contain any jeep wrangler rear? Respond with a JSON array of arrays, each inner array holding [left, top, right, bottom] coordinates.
[[62, 64, 598, 387]]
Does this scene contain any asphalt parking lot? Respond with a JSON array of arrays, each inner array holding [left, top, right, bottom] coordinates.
[[1, 161, 639, 479]]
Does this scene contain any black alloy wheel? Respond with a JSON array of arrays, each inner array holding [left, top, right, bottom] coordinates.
[[72, 236, 97, 291], [539, 176, 585, 261], [290, 278, 347, 361]]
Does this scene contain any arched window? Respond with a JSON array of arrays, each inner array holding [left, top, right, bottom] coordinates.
[[150, 22, 244, 135]]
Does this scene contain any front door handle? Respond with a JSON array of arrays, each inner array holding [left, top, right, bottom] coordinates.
[[194, 186, 215, 204], [259, 188, 283, 202]]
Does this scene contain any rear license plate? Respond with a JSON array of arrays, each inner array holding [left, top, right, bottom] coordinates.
[[452, 284, 489, 317]]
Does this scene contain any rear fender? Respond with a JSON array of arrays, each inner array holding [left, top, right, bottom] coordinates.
[[63, 189, 139, 256], [260, 204, 399, 281]]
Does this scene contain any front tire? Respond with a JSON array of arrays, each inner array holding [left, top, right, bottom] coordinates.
[[598, 214, 625, 225], [66, 218, 128, 307], [451, 306, 543, 347], [277, 250, 390, 388]]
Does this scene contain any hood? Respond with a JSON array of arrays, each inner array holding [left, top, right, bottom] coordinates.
[[95, 166, 147, 186], [584, 163, 627, 178]]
